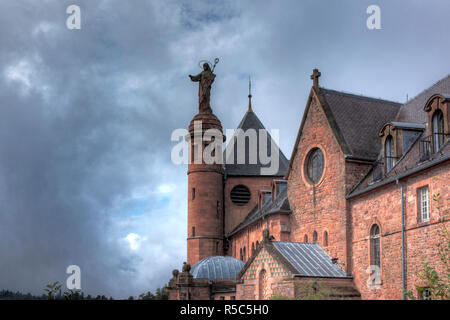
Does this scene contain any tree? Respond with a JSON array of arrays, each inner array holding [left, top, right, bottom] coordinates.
[[63, 289, 81, 300], [44, 282, 62, 300], [138, 286, 169, 300], [139, 291, 155, 300]]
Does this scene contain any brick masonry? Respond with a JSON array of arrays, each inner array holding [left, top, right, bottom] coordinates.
[[230, 213, 290, 262], [235, 245, 360, 299], [177, 80, 450, 300], [237, 247, 291, 300], [187, 112, 225, 266], [224, 176, 274, 234], [350, 162, 450, 299], [287, 96, 351, 272]]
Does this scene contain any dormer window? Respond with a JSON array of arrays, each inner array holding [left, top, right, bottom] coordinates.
[[432, 110, 445, 152], [385, 135, 394, 172], [258, 190, 271, 208], [271, 179, 287, 200], [378, 122, 423, 175], [378, 124, 398, 177], [424, 94, 449, 155]]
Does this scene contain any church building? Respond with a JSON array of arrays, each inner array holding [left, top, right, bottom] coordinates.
[[168, 68, 449, 300]]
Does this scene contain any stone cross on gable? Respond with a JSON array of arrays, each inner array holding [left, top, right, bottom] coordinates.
[[310, 68, 321, 89]]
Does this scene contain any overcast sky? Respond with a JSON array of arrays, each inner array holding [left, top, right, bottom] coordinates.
[[0, 0, 449, 298]]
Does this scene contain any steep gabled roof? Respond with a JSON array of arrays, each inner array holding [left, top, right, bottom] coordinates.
[[272, 242, 348, 278], [346, 74, 450, 198], [223, 110, 289, 176], [320, 88, 402, 160], [396, 74, 450, 124], [286, 87, 401, 178], [238, 237, 349, 280]]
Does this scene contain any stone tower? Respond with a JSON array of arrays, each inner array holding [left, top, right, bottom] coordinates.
[[187, 61, 224, 266], [187, 112, 225, 265]]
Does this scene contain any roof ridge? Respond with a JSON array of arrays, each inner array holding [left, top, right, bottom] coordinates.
[[235, 110, 252, 130], [321, 87, 402, 105], [401, 74, 450, 106], [237, 109, 267, 130], [223, 108, 290, 176]]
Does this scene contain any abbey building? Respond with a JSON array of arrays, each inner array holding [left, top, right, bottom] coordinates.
[[168, 69, 449, 300]]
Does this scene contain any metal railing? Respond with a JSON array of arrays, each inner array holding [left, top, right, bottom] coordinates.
[[419, 133, 449, 161], [419, 135, 432, 161]]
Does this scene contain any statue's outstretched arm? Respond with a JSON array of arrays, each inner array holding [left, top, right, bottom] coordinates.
[[189, 73, 201, 82]]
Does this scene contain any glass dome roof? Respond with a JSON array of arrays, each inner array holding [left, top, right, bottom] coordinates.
[[190, 256, 244, 280]]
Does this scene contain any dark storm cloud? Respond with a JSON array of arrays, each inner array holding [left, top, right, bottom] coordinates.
[[0, 0, 190, 297], [0, 0, 449, 298]]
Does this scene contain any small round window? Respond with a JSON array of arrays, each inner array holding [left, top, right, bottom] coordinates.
[[306, 148, 324, 184], [230, 185, 251, 206]]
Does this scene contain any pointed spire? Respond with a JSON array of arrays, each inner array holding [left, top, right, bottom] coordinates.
[[248, 76, 253, 112]]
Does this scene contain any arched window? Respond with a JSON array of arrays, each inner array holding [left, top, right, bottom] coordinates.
[[370, 225, 381, 267], [323, 231, 328, 247], [313, 231, 318, 243], [432, 110, 445, 153], [304, 234, 308, 243], [251, 242, 255, 255], [243, 247, 246, 261], [192, 226, 195, 237], [306, 148, 325, 184], [240, 248, 243, 261], [385, 135, 394, 172]]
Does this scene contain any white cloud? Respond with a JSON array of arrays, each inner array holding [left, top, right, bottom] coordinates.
[[4, 56, 51, 98], [32, 21, 57, 37], [124, 233, 146, 251], [5, 60, 33, 89], [157, 184, 174, 194]]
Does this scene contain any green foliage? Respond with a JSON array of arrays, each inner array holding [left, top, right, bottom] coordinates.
[[138, 285, 169, 300], [63, 289, 82, 300], [7, 279, 167, 301], [404, 193, 450, 300], [2, 285, 113, 300], [44, 281, 62, 300], [0, 290, 47, 300], [41, 282, 112, 300], [269, 294, 291, 300], [270, 280, 336, 300], [296, 280, 336, 300]]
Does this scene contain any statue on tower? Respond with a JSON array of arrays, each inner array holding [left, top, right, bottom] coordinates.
[[189, 59, 219, 114]]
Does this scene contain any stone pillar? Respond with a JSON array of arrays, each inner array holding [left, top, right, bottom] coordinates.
[[187, 112, 225, 265]]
